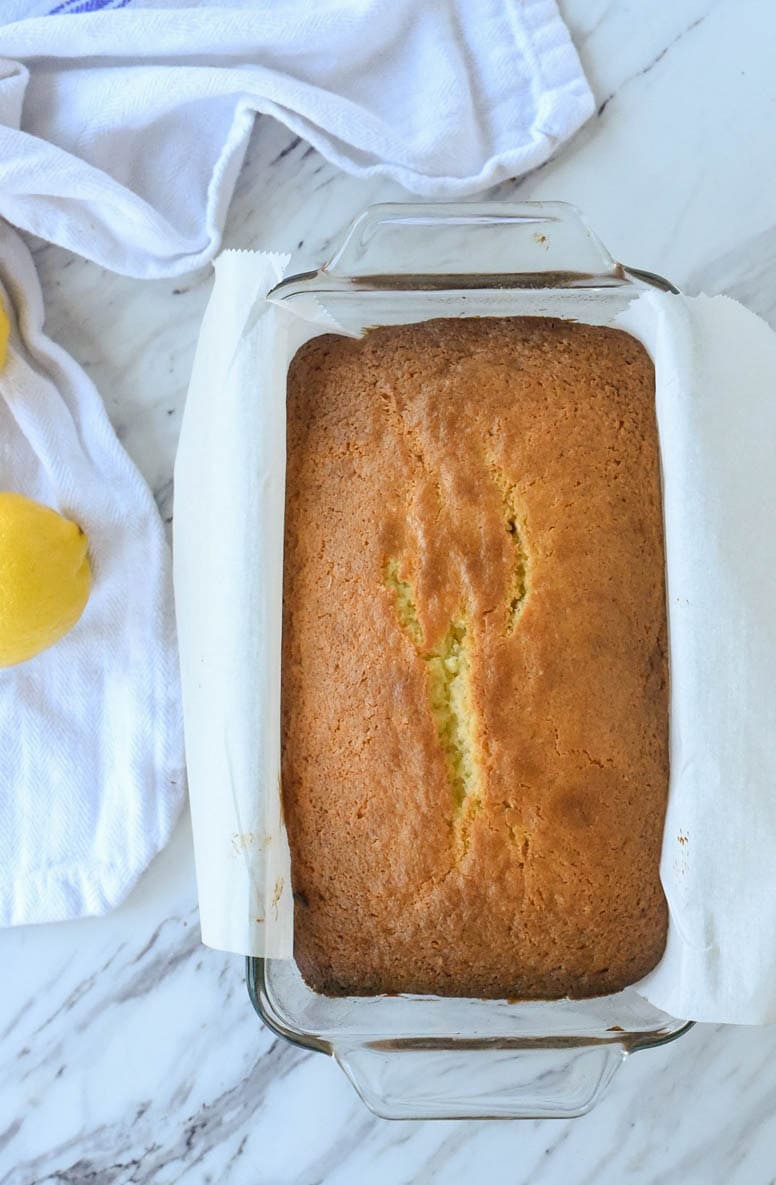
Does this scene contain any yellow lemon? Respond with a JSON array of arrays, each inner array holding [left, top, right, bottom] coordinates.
[[0, 295, 9, 370], [0, 492, 91, 668]]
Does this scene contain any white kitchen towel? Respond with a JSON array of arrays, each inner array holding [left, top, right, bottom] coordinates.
[[0, 0, 593, 278], [0, 222, 184, 925]]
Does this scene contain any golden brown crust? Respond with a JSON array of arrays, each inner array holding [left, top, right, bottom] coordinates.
[[282, 316, 668, 999]]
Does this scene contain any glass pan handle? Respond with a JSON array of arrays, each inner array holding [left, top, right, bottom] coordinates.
[[335, 1039, 626, 1120], [323, 201, 621, 281]]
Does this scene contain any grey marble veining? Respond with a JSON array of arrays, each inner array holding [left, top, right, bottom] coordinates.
[[4, 0, 776, 1181]]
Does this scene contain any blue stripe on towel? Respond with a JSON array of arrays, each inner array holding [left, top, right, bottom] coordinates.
[[49, 0, 131, 12]]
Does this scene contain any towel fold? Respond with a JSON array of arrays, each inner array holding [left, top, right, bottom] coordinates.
[[0, 0, 593, 277], [0, 222, 184, 925]]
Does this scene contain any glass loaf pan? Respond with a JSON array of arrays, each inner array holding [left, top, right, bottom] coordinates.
[[247, 201, 691, 1120]]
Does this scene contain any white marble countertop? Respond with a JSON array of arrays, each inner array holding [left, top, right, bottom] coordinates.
[[4, 1, 776, 1181]]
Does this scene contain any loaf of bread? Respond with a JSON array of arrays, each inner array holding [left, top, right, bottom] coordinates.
[[282, 316, 668, 999]]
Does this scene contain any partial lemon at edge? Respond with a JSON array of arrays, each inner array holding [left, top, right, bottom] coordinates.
[[0, 492, 92, 668], [0, 293, 9, 370]]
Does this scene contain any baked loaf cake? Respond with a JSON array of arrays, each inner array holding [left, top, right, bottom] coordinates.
[[282, 316, 668, 999]]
